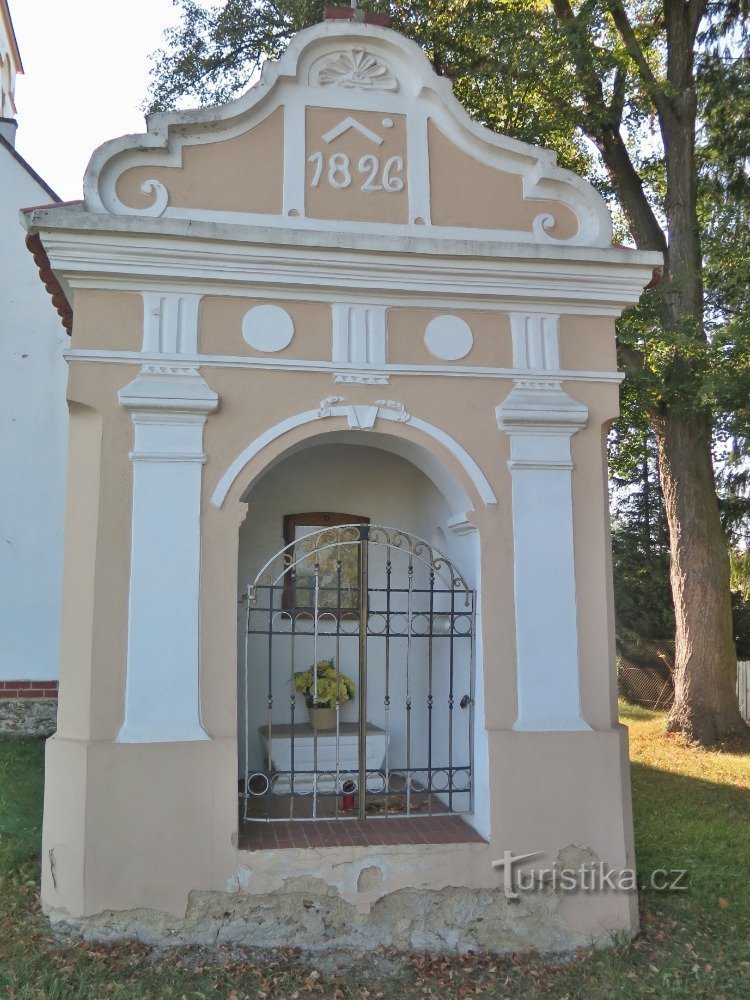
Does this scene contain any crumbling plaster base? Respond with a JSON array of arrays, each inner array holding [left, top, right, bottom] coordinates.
[[46, 842, 633, 954]]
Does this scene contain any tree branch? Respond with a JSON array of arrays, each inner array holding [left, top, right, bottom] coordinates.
[[597, 127, 669, 251], [617, 337, 647, 374], [551, 0, 609, 114], [550, 0, 667, 252], [686, 0, 710, 45], [606, 0, 674, 126], [609, 63, 627, 126]]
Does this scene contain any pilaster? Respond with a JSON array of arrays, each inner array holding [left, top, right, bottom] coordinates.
[[498, 315, 592, 731], [117, 365, 218, 742]]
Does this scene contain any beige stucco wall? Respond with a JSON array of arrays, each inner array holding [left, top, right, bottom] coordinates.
[[67, 287, 618, 378], [56, 364, 136, 742], [115, 108, 284, 216], [428, 123, 579, 239], [200, 296, 332, 360], [559, 315, 617, 371], [52, 330, 621, 745], [71, 289, 142, 352], [306, 106, 409, 223], [108, 105, 582, 238], [387, 307, 513, 368]]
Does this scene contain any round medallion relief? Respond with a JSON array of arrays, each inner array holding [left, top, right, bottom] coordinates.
[[424, 315, 474, 361], [242, 304, 295, 352]]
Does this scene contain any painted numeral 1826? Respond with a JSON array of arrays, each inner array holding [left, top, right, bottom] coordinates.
[[307, 152, 405, 193]]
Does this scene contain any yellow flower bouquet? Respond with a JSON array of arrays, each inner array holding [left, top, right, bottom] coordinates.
[[293, 659, 356, 708]]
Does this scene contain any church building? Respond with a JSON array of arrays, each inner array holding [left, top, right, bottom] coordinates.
[[0, 0, 67, 733]]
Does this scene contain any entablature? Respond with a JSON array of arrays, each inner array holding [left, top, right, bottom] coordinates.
[[24, 213, 662, 318]]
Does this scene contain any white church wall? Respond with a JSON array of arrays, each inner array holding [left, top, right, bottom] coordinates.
[[0, 149, 67, 682]]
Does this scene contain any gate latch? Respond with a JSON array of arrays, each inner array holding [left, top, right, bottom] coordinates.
[[460, 694, 473, 709]]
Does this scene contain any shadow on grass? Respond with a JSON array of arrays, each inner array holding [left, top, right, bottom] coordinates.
[[619, 700, 663, 723], [620, 698, 750, 755]]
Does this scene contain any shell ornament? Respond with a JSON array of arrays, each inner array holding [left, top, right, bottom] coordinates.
[[316, 48, 398, 91]]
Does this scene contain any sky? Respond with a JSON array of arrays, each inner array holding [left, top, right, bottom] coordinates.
[[11, 0, 183, 201]]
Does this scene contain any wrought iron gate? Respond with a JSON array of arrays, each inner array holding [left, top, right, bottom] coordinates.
[[241, 524, 475, 823]]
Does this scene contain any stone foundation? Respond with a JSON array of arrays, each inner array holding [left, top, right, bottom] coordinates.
[[48, 883, 588, 954], [45, 841, 635, 954], [0, 696, 57, 737]]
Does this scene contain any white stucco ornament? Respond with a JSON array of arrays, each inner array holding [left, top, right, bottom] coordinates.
[[242, 304, 295, 352], [313, 48, 398, 91], [424, 315, 474, 361]]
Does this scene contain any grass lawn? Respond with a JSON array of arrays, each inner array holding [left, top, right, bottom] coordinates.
[[0, 705, 748, 998]]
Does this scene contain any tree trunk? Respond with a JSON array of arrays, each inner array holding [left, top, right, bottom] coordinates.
[[548, 0, 744, 743], [655, 411, 747, 742], [651, 17, 746, 744]]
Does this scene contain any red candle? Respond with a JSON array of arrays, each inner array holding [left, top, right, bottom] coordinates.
[[342, 780, 356, 811]]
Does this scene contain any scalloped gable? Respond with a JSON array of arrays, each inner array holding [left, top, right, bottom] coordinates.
[[84, 20, 612, 248]]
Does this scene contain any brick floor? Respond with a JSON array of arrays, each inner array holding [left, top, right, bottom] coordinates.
[[238, 813, 486, 851]]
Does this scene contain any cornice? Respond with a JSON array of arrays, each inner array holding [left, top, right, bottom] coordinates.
[[30, 222, 661, 315], [23, 208, 662, 266]]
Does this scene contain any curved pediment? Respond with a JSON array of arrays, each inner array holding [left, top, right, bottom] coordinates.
[[83, 20, 612, 247]]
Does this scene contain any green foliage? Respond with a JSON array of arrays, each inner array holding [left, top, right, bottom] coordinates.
[[731, 551, 750, 656], [146, 0, 325, 111], [387, 0, 595, 175], [731, 550, 750, 601], [609, 414, 675, 642], [612, 522, 675, 641], [698, 48, 750, 538], [293, 658, 356, 706]]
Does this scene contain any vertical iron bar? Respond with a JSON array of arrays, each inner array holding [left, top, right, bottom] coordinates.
[[405, 558, 413, 817], [384, 553, 391, 815], [357, 526, 369, 821], [313, 562, 320, 820], [266, 582, 274, 822], [448, 584, 455, 814], [335, 555, 342, 819], [468, 591, 475, 816], [289, 604, 296, 820], [243, 585, 252, 823], [427, 570, 434, 817]]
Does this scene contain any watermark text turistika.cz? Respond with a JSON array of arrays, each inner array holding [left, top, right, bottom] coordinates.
[[491, 851, 688, 899]]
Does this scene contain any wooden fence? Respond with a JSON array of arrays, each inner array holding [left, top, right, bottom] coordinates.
[[738, 661, 750, 720], [619, 653, 750, 718]]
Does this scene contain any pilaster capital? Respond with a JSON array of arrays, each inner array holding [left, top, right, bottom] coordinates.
[[118, 365, 219, 416], [497, 381, 589, 473], [495, 380, 588, 438]]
